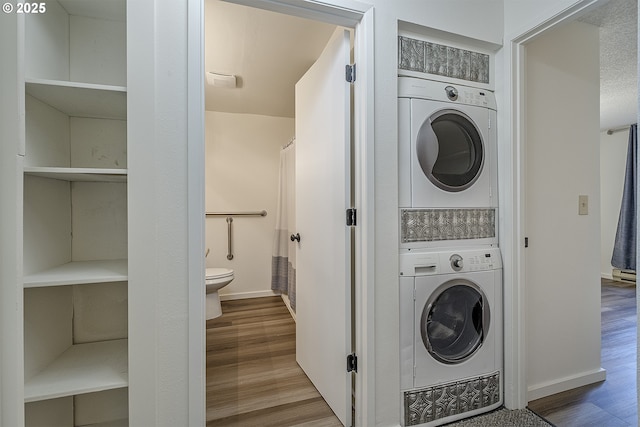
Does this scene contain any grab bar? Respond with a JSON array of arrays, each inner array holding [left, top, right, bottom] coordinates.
[[226, 217, 233, 260], [206, 210, 267, 217], [207, 210, 267, 260]]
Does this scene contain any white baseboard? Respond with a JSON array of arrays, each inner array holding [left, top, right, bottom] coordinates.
[[219, 289, 279, 301], [281, 294, 296, 322], [527, 368, 606, 402], [601, 272, 613, 280]]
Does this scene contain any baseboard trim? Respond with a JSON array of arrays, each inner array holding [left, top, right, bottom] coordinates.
[[601, 272, 613, 280], [527, 368, 606, 401], [219, 290, 279, 301], [280, 294, 297, 322]]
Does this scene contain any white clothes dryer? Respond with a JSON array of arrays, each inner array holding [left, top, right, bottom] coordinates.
[[399, 247, 503, 426], [398, 77, 498, 209]]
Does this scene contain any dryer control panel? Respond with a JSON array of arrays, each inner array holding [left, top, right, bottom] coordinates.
[[461, 88, 491, 107], [399, 248, 502, 276], [398, 77, 497, 110], [460, 251, 498, 272]]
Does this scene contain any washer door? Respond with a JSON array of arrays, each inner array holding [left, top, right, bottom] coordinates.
[[420, 279, 490, 364], [416, 109, 484, 192]]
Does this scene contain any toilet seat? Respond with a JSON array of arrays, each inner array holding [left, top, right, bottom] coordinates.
[[205, 267, 235, 319], [206, 267, 233, 282]]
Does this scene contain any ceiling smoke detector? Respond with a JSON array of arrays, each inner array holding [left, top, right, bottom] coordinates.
[[206, 72, 237, 88]]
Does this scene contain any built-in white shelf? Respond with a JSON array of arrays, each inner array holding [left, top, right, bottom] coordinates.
[[24, 259, 128, 288], [25, 79, 126, 120], [58, 0, 126, 22], [24, 167, 127, 183], [24, 339, 128, 403]]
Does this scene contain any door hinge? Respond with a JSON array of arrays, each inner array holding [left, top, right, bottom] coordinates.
[[346, 63, 356, 83], [525, 237, 529, 248], [347, 353, 358, 373], [346, 208, 357, 226]]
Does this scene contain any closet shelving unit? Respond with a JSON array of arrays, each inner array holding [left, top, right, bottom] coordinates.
[[22, 1, 129, 426]]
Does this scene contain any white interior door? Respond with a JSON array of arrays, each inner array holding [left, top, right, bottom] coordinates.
[[294, 27, 352, 426]]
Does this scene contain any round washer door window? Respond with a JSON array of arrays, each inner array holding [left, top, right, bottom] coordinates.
[[420, 279, 489, 364], [416, 109, 484, 192]]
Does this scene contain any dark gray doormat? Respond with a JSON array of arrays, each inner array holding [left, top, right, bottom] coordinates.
[[442, 407, 555, 427]]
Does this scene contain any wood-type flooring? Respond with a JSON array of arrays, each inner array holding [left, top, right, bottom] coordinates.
[[208, 282, 637, 426], [529, 279, 637, 426], [206, 296, 342, 427]]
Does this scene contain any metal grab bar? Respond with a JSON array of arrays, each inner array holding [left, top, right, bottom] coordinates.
[[207, 210, 267, 260], [206, 210, 267, 217], [226, 217, 233, 260]]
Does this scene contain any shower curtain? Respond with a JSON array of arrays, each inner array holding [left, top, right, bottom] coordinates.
[[611, 124, 638, 271], [271, 140, 296, 311]]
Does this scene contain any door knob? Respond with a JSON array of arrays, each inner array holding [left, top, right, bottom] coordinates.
[[290, 233, 301, 242]]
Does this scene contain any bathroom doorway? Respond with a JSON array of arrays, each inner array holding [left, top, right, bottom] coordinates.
[[202, 1, 368, 425]]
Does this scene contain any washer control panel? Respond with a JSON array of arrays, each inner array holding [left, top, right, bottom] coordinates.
[[399, 248, 501, 276]]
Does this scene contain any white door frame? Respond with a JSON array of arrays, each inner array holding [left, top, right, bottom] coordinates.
[[187, 1, 375, 425], [504, 0, 611, 409], [187, 0, 206, 424]]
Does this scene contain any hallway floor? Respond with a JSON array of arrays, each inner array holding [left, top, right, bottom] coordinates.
[[529, 279, 637, 426], [206, 296, 342, 427], [207, 282, 636, 426]]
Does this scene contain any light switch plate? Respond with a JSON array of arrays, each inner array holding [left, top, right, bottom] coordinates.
[[578, 195, 588, 215]]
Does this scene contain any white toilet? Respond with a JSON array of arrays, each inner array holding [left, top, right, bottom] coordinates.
[[206, 267, 234, 320]]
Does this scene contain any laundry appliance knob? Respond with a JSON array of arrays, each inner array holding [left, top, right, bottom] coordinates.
[[450, 254, 463, 271], [445, 85, 458, 101]]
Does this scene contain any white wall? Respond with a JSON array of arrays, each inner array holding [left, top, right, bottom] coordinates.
[[504, 0, 585, 37], [525, 20, 603, 400], [128, 0, 203, 425], [205, 111, 294, 298], [600, 129, 630, 278]]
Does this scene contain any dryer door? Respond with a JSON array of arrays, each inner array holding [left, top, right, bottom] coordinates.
[[416, 109, 484, 192], [420, 279, 489, 364]]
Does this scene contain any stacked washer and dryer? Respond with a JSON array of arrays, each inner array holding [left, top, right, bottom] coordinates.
[[398, 76, 503, 426]]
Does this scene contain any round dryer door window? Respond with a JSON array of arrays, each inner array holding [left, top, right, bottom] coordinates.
[[416, 109, 484, 192], [420, 279, 489, 364]]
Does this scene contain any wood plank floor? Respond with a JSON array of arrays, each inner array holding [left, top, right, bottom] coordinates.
[[206, 296, 342, 427], [208, 283, 637, 426], [529, 279, 637, 426]]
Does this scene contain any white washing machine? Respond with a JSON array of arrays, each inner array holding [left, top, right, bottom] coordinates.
[[399, 247, 503, 426], [398, 76, 498, 209]]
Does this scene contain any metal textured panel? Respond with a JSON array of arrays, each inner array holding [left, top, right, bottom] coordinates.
[[398, 36, 426, 72], [401, 208, 496, 243], [404, 371, 501, 426], [399, 36, 490, 85]]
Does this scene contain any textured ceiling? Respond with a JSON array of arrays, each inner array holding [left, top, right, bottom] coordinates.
[[579, 0, 638, 131]]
